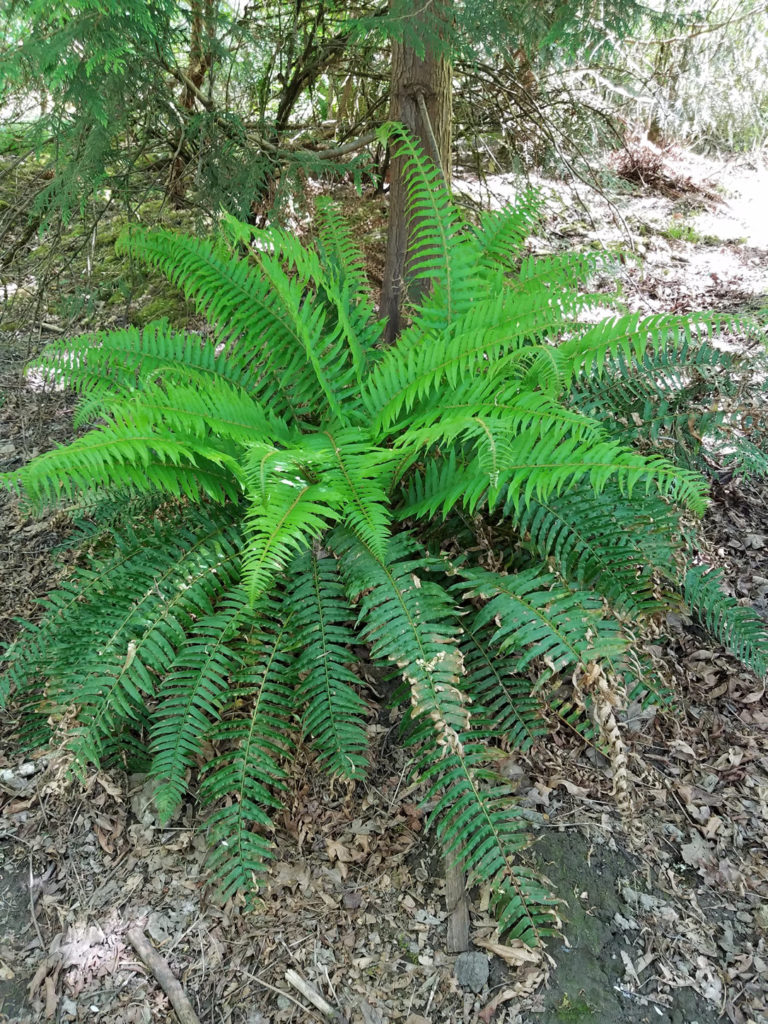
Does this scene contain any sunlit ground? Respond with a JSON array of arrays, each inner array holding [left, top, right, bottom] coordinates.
[[692, 160, 768, 247]]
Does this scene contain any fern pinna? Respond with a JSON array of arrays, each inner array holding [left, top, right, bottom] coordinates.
[[3, 125, 767, 945]]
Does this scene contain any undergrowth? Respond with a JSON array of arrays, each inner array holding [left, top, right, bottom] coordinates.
[[2, 125, 768, 945]]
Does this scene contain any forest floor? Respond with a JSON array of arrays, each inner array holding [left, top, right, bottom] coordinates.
[[1, 145, 768, 1024]]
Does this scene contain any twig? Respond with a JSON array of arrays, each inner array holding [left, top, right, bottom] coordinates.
[[625, 3, 768, 45], [160, 53, 376, 163], [416, 91, 446, 183], [284, 969, 336, 1017], [239, 968, 324, 1019], [126, 926, 202, 1024], [27, 855, 44, 950], [313, 130, 378, 160]]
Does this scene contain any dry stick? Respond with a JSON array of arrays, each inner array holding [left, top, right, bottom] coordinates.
[[240, 969, 321, 1019], [126, 927, 202, 1024], [444, 856, 470, 953], [415, 91, 446, 184], [27, 855, 45, 951], [284, 969, 336, 1018]]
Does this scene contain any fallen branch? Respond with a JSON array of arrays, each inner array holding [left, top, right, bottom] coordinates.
[[126, 926, 202, 1024], [284, 968, 336, 1017]]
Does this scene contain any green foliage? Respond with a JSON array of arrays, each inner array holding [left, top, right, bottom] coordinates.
[[3, 128, 767, 940], [684, 565, 768, 677]]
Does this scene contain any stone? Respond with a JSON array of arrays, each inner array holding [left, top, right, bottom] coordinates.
[[454, 951, 489, 993]]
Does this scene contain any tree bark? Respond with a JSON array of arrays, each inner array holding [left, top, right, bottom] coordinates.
[[380, 1, 452, 344]]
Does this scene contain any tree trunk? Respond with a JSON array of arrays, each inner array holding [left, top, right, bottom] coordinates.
[[169, 0, 215, 204], [380, 1, 452, 344]]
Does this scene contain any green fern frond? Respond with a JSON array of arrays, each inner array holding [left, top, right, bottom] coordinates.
[[315, 195, 371, 305], [472, 190, 541, 272], [515, 249, 622, 294], [460, 622, 546, 750], [291, 552, 369, 778], [363, 291, 572, 432], [335, 525, 557, 943], [117, 228, 311, 419], [510, 481, 682, 613], [255, 247, 354, 419], [333, 527, 468, 735], [2, 518, 162, 707], [569, 336, 738, 468], [456, 567, 626, 674], [26, 320, 259, 402], [9, 509, 243, 766], [559, 311, 740, 385], [200, 596, 296, 900], [67, 517, 243, 767], [150, 587, 251, 821], [305, 427, 395, 560], [400, 449, 478, 520], [241, 458, 341, 602], [0, 410, 242, 508], [86, 373, 288, 447], [684, 565, 768, 677], [413, 738, 556, 944], [400, 416, 708, 519], [385, 123, 479, 329], [720, 437, 768, 481]]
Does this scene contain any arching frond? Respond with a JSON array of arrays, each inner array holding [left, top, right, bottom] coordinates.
[[0, 409, 242, 508], [510, 482, 682, 613], [684, 565, 768, 677], [22, 510, 244, 768], [455, 566, 626, 675], [241, 464, 340, 602], [335, 526, 556, 943], [150, 587, 251, 821], [290, 552, 369, 778], [460, 622, 546, 751], [200, 595, 296, 900], [385, 123, 478, 330], [118, 228, 315, 420], [471, 189, 541, 272], [27, 320, 260, 403]]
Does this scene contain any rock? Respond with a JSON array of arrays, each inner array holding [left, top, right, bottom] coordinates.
[[454, 951, 489, 993]]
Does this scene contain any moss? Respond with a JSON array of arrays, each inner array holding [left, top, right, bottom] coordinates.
[[131, 289, 191, 328], [555, 994, 596, 1021], [663, 222, 701, 243]]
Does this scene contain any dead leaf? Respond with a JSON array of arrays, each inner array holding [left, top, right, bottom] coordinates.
[[473, 937, 541, 967], [670, 739, 696, 760], [681, 833, 714, 870], [550, 777, 591, 799], [325, 838, 353, 863], [478, 988, 518, 1022], [43, 975, 58, 1019]]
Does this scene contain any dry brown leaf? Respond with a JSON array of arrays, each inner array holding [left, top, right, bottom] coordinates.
[[549, 777, 591, 799], [473, 937, 541, 967]]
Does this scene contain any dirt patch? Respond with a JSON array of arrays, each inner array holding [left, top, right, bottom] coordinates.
[[528, 832, 721, 1024], [0, 862, 36, 1021]]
